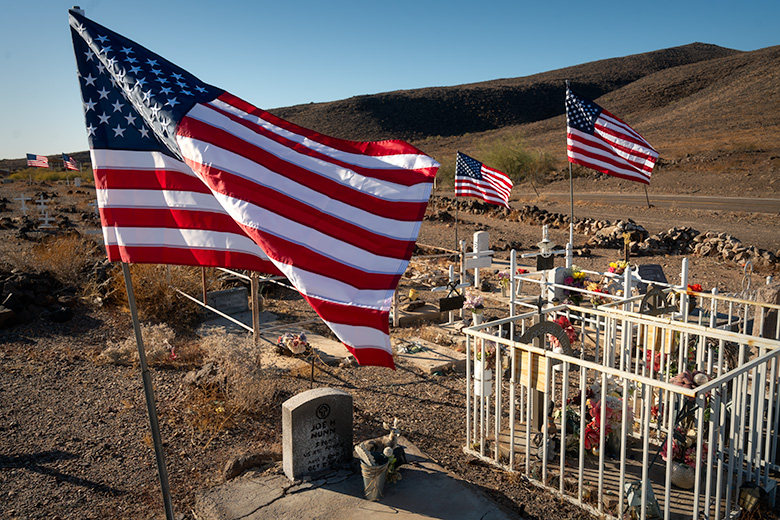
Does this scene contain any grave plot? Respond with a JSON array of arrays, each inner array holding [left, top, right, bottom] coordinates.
[[462, 287, 780, 520]]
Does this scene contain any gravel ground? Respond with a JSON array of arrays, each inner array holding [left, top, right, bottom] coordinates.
[[1, 178, 778, 520]]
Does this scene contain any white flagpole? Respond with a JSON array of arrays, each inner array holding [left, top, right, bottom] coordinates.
[[120, 263, 174, 520]]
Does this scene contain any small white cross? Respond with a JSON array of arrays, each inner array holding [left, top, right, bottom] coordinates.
[[15, 194, 31, 216], [39, 211, 55, 229]]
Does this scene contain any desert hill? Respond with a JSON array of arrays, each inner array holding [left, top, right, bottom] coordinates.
[[271, 42, 741, 142]]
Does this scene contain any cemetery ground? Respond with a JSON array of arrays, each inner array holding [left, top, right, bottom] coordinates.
[[0, 176, 779, 520]]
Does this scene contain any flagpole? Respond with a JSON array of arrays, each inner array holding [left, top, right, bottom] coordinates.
[[644, 185, 652, 208], [455, 196, 459, 250], [120, 263, 175, 520], [568, 162, 574, 249]]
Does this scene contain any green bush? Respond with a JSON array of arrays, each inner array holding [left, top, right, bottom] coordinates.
[[10, 167, 93, 184], [433, 136, 558, 189]]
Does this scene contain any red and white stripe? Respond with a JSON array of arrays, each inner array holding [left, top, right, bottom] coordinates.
[[27, 155, 49, 168], [455, 165, 513, 208], [567, 109, 658, 184], [175, 92, 439, 368], [92, 148, 279, 274]]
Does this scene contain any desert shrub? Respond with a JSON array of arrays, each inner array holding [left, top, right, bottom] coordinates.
[[478, 135, 556, 184], [198, 328, 279, 414], [433, 137, 557, 188], [6, 233, 102, 285], [10, 167, 93, 184], [99, 322, 176, 366], [101, 264, 220, 330]]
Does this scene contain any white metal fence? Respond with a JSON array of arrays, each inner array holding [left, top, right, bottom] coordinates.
[[463, 289, 780, 520]]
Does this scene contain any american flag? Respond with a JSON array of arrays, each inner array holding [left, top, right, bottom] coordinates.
[[62, 153, 80, 171], [566, 88, 658, 184], [69, 10, 439, 369], [26, 154, 49, 168], [455, 152, 512, 208]]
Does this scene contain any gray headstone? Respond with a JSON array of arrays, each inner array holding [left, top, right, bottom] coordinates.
[[205, 287, 248, 315], [636, 264, 668, 294], [282, 387, 353, 481]]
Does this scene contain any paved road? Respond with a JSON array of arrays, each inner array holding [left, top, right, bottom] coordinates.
[[525, 193, 780, 214]]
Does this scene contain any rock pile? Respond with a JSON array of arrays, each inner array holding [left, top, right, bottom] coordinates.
[[0, 271, 76, 328], [426, 196, 779, 271]]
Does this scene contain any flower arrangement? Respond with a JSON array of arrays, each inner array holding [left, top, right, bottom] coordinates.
[[582, 395, 634, 456], [555, 379, 634, 457], [475, 340, 497, 361], [586, 281, 610, 306], [277, 332, 309, 355], [497, 270, 511, 289], [547, 315, 578, 353], [608, 260, 629, 275], [687, 283, 703, 309], [562, 266, 588, 305], [661, 426, 708, 470], [463, 291, 484, 313]]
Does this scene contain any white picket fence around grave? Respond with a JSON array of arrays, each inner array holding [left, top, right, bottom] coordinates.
[[462, 289, 780, 520]]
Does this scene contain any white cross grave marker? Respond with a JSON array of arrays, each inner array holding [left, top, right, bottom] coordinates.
[[15, 194, 31, 216]]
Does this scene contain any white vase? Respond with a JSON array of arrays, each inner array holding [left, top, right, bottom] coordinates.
[[474, 360, 493, 397], [472, 311, 483, 325], [501, 285, 508, 298]]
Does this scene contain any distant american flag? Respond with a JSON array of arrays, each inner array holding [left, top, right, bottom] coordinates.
[[566, 88, 658, 184], [69, 10, 439, 369], [26, 154, 49, 168], [62, 153, 80, 171], [455, 152, 512, 208]]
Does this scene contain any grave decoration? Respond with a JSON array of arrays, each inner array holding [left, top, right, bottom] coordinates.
[[463, 291, 484, 324], [657, 369, 711, 489], [607, 260, 629, 275], [497, 270, 511, 296], [354, 418, 407, 500], [586, 281, 610, 306], [561, 266, 588, 305], [276, 332, 310, 356], [553, 376, 634, 459]]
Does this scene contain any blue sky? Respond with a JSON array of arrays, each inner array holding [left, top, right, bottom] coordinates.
[[1, 0, 778, 161]]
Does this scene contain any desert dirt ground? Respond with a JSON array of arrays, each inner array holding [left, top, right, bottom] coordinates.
[[0, 174, 779, 520]]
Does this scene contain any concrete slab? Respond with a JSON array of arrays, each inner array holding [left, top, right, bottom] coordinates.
[[255, 326, 350, 369], [193, 437, 514, 520], [394, 337, 465, 374]]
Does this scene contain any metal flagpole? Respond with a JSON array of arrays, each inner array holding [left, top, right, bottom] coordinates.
[[120, 263, 174, 520], [568, 162, 574, 246], [644, 185, 652, 208], [455, 197, 459, 250]]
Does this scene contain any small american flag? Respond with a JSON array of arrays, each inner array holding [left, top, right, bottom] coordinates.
[[62, 153, 80, 171], [26, 154, 49, 168], [455, 152, 512, 208], [566, 88, 658, 184], [69, 10, 439, 369]]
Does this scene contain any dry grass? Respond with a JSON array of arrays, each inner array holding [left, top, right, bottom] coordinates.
[[6, 233, 101, 284], [101, 264, 223, 330], [98, 322, 177, 366], [198, 329, 280, 414]]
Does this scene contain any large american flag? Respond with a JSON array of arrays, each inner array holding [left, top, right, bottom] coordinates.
[[565, 88, 658, 184], [62, 153, 80, 171], [26, 154, 49, 168], [69, 10, 439, 369], [455, 152, 512, 208]]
